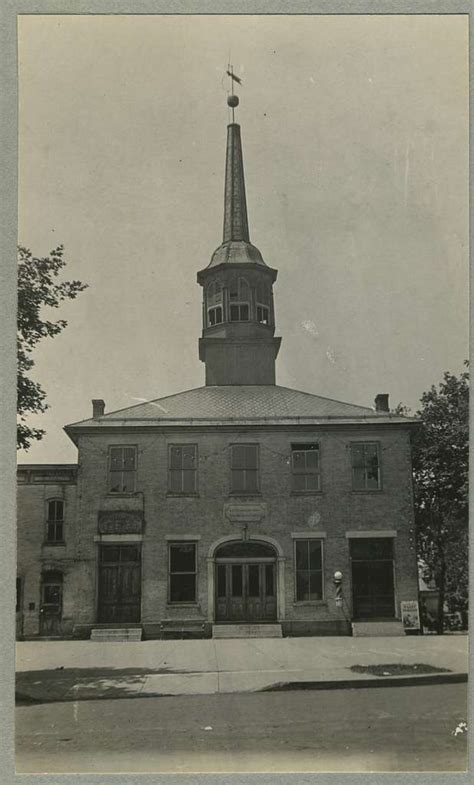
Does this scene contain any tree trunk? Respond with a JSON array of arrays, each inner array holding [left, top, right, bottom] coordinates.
[[436, 552, 446, 635]]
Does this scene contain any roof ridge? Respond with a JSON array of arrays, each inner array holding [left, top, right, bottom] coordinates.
[[272, 385, 374, 412]]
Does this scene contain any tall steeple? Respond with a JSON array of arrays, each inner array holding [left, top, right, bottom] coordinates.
[[197, 86, 281, 386], [223, 122, 250, 243]]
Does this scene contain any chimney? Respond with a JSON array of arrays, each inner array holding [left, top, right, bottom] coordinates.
[[375, 393, 389, 413], [92, 399, 105, 419]]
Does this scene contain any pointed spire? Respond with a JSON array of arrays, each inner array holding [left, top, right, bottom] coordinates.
[[223, 122, 250, 243]]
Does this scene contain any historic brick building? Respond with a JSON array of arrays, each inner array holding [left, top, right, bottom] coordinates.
[[17, 96, 419, 640]]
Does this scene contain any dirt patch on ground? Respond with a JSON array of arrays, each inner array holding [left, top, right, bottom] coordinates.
[[350, 663, 451, 677]]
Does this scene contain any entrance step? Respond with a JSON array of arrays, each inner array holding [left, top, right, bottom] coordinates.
[[90, 627, 143, 642], [352, 621, 405, 637], [213, 624, 282, 639]]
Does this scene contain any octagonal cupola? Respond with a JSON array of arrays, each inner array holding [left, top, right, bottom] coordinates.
[[197, 93, 281, 386]]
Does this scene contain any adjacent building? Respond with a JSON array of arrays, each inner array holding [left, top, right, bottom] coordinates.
[[17, 95, 419, 639]]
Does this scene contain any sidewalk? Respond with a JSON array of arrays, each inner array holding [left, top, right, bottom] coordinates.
[[16, 635, 468, 704]]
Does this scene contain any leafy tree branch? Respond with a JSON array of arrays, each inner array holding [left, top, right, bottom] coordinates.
[[17, 245, 87, 451]]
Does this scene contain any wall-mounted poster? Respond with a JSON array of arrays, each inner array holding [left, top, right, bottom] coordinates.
[[401, 600, 421, 630]]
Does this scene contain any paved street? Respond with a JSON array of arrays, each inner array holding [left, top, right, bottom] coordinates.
[[16, 683, 468, 773]]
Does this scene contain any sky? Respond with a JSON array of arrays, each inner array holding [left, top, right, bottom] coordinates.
[[18, 14, 469, 464]]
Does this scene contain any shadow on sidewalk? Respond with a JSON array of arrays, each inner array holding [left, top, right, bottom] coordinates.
[[16, 666, 186, 705]]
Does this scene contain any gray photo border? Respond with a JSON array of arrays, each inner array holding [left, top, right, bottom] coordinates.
[[1, 1, 472, 784]]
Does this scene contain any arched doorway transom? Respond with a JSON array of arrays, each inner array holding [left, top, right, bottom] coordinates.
[[215, 540, 276, 561], [212, 538, 278, 623]]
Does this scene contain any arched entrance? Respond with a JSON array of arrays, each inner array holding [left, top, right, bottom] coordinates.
[[214, 540, 278, 622]]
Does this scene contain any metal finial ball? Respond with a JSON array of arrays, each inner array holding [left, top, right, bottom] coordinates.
[[227, 95, 239, 108]]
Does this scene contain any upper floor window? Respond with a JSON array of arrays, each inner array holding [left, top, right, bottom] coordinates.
[[229, 277, 250, 322], [109, 446, 136, 493], [168, 444, 197, 493], [351, 442, 381, 490], [207, 280, 223, 326], [291, 443, 321, 492], [230, 444, 259, 493], [256, 282, 271, 325], [46, 499, 64, 543]]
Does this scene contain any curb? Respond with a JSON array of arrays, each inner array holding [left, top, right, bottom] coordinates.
[[15, 671, 468, 704], [259, 672, 468, 692], [15, 691, 172, 705]]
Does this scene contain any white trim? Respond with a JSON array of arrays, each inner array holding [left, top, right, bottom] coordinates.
[[291, 532, 327, 539], [277, 557, 286, 621], [208, 534, 284, 558], [345, 530, 397, 539], [165, 534, 201, 541], [93, 534, 143, 542], [207, 558, 214, 621]]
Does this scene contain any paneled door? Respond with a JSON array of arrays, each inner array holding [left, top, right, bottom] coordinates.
[[98, 544, 141, 623], [215, 562, 277, 622], [39, 573, 63, 636]]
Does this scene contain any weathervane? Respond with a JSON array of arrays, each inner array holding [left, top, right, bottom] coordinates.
[[226, 64, 242, 122]]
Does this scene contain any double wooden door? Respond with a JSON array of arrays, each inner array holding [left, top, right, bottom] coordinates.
[[215, 561, 277, 622], [98, 544, 141, 623]]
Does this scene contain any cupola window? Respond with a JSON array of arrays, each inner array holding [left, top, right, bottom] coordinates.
[[207, 280, 223, 326], [229, 277, 250, 321], [256, 282, 271, 325]]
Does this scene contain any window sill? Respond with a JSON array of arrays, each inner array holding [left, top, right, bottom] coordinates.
[[106, 492, 138, 497], [293, 600, 327, 606], [228, 492, 261, 497], [290, 490, 322, 496], [42, 541, 66, 547], [166, 602, 199, 607], [166, 492, 200, 498], [352, 489, 384, 494]]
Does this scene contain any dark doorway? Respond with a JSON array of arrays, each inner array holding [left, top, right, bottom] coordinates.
[[40, 571, 63, 636], [98, 544, 141, 623], [350, 538, 395, 619], [215, 540, 277, 622]]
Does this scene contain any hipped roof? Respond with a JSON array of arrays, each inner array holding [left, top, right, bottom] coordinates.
[[65, 385, 417, 443]]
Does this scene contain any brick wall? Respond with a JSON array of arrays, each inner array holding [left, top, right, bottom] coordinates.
[[17, 470, 77, 638], [62, 423, 418, 634]]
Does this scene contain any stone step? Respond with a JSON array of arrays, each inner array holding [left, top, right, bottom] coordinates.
[[213, 624, 282, 639], [90, 628, 143, 642], [352, 621, 406, 637]]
